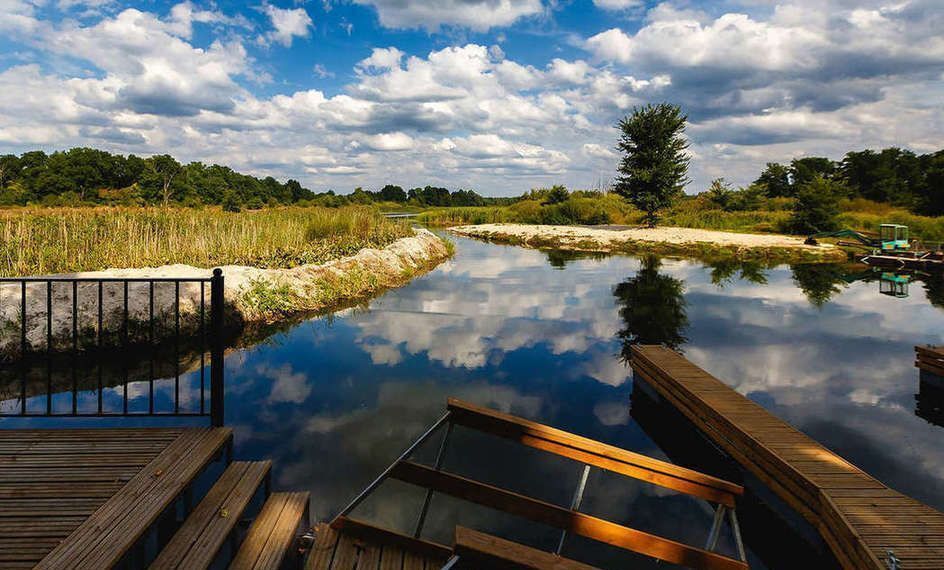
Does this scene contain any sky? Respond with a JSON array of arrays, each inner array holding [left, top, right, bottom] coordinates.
[[0, 0, 942, 196]]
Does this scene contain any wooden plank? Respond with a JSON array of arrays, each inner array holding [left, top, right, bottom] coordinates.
[[453, 526, 599, 569], [150, 461, 261, 569], [231, 491, 310, 570], [389, 461, 747, 570], [0, 428, 186, 569], [304, 523, 339, 570], [175, 461, 270, 569], [402, 550, 425, 570], [378, 545, 404, 570], [331, 533, 358, 570], [35, 427, 233, 570], [331, 517, 452, 562], [356, 542, 382, 570], [447, 398, 742, 507]]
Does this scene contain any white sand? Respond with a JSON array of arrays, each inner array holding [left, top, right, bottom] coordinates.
[[450, 223, 831, 250]]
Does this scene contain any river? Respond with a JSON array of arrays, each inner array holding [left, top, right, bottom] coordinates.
[[4, 234, 944, 568]]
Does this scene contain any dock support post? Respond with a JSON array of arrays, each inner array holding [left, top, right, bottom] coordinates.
[[210, 268, 225, 427]]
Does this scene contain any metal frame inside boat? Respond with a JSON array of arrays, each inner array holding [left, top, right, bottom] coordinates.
[[331, 398, 748, 570]]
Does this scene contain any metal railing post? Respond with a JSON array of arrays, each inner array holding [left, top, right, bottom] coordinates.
[[209, 268, 225, 427]]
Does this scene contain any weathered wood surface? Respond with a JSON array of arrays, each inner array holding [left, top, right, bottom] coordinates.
[[447, 398, 742, 507], [305, 521, 448, 570], [452, 526, 599, 569], [0, 427, 231, 570], [916, 345, 944, 377], [150, 460, 270, 570], [632, 344, 944, 570], [230, 491, 310, 570]]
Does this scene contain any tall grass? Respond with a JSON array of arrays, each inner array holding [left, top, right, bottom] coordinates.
[[0, 206, 412, 276], [418, 194, 637, 226]]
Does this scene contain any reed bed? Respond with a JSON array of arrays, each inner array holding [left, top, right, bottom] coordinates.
[[0, 206, 413, 276]]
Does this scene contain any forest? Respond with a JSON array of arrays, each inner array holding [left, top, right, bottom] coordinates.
[[0, 148, 507, 209]]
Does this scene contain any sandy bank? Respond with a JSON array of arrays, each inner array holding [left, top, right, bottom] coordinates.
[[0, 229, 450, 355], [450, 223, 845, 262]]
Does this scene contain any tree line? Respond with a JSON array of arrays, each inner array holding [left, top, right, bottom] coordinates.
[[753, 149, 944, 216], [0, 148, 512, 210], [0, 148, 318, 209]]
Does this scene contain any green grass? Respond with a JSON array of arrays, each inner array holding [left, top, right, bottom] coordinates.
[[0, 205, 413, 276]]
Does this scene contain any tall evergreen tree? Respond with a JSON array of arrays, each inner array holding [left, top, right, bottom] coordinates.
[[614, 103, 690, 226]]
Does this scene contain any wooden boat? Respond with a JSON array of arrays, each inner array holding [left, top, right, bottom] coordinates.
[[314, 398, 750, 570]]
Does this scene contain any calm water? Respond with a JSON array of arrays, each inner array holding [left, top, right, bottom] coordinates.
[[4, 235, 944, 568]]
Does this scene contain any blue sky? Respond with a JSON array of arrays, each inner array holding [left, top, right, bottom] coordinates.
[[1, 0, 942, 196]]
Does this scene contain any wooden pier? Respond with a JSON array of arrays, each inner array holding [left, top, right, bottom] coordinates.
[[0, 427, 230, 568], [631, 345, 944, 570], [0, 427, 310, 570], [916, 345, 944, 378]]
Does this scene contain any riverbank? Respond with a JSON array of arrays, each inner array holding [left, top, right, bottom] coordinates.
[[450, 223, 845, 263], [0, 229, 451, 356]]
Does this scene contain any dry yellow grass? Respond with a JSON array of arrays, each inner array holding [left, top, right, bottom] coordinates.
[[0, 206, 412, 276]]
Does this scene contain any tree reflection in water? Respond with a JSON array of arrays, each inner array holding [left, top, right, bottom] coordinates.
[[613, 255, 689, 357], [924, 274, 944, 309], [705, 259, 769, 287], [790, 262, 849, 307]]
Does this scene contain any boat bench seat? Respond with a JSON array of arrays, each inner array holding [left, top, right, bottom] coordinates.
[[451, 526, 599, 570]]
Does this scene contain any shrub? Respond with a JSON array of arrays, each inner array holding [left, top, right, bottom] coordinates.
[[788, 177, 844, 234], [222, 192, 242, 213]]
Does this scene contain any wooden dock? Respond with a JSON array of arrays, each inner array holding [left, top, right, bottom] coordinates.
[[0, 427, 231, 569], [631, 345, 944, 570], [916, 345, 944, 378]]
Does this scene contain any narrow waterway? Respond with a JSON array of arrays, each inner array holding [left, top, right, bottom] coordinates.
[[215, 234, 944, 567], [4, 234, 944, 568]]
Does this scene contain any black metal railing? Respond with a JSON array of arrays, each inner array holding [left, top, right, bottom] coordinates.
[[0, 269, 225, 425]]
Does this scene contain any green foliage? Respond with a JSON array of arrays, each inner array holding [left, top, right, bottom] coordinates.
[[418, 192, 632, 227], [0, 148, 316, 208], [788, 177, 845, 234], [222, 191, 242, 212], [378, 184, 407, 202], [754, 162, 792, 198], [242, 278, 298, 319], [614, 103, 690, 226], [754, 146, 942, 216], [705, 179, 735, 210], [0, 154, 21, 190], [791, 157, 836, 187], [543, 185, 569, 205], [915, 150, 944, 216]]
